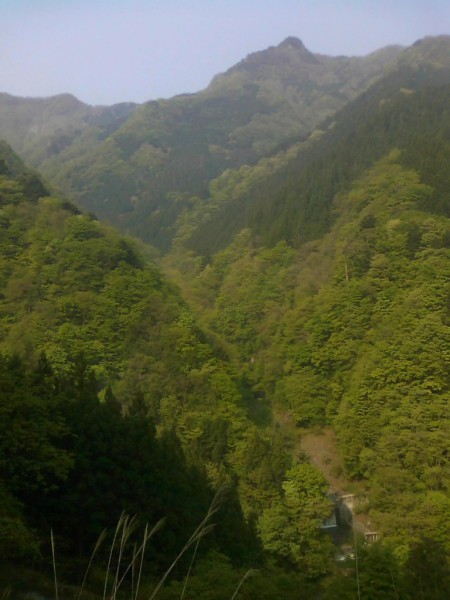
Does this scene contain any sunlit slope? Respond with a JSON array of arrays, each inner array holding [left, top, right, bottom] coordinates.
[[0, 143, 343, 585], [0, 142, 253, 455], [180, 38, 450, 255], [177, 151, 450, 554], [0, 38, 402, 249]]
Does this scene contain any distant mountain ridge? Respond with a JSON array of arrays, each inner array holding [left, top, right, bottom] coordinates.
[[181, 48, 450, 255], [0, 35, 449, 250], [1, 34, 450, 589], [0, 92, 137, 162], [0, 36, 404, 247]]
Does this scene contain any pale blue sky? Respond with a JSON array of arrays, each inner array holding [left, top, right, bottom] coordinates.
[[0, 0, 448, 105]]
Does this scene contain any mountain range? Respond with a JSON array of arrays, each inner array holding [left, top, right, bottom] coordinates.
[[0, 36, 448, 252], [1, 33, 450, 597], [0, 36, 406, 246]]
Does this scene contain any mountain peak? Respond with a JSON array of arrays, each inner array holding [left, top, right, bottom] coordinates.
[[277, 36, 319, 63], [278, 36, 308, 51]]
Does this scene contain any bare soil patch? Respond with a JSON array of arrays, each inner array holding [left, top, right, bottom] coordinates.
[[298, 427, 346, 492]]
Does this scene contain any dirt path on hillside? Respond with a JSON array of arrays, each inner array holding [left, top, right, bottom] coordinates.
[[298, 426, 376, 534], [274, 411, 376, 535], [273, 410, 349, 492], [298, 427, 346, 493]]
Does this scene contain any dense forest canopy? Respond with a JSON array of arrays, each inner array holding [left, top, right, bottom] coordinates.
[[0, 37, 404, 250], [0, 145, 334, 596], [0, 34, 450, 599]]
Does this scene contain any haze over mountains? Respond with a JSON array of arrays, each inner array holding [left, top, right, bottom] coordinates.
[[0, 37, 407, 244], [1, 35, 449, 253], [1, 33, 450, 597]]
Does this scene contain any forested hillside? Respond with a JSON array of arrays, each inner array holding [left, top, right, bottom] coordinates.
[[1, 37, 447, 254], [160, 44, 450, 593], [0, 93, 137, 169], [0, 38, 402, 249], [0, 144, 339, 598], [165, 150, 450, 596], [176, 37, 450, 255], [2, 34, 450, 599]]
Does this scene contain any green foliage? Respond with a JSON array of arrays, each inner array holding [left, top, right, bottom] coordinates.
[[0, 38, 406, 250], [0, 352, 257, 578], [0, 158, 250, 467], [0, 486, 40, 561], [176, 152, 450, 564], [322, 541, 401, 599], [157, 551, 316, 600], [2, 35, 450, 594], [0, 354, 72, 497], [401, 538, 450, 599], [274, 369, 331, 426], [186, 65, 450, 256], [258, 464, 334, 575], [0, 150, 273, 582]]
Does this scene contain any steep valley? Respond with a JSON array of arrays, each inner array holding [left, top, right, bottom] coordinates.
[[1, 34, 450, 599]]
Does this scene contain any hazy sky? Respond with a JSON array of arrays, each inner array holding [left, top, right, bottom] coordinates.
[[1, 0, 449, 105]]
